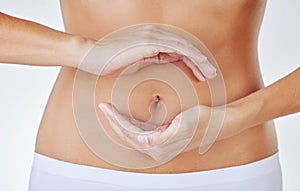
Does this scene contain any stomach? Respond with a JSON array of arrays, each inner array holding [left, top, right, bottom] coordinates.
[[35, 58, 278, 173], [36, 0, 276, 173]]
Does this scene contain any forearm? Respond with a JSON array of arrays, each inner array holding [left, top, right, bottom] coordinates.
[[0, 12, 94, 67], [220, 67, 300, 139]]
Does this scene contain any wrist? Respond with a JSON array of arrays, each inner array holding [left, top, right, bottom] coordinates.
[[62, 35, 96, 68], [218, 96, 264, 140], [217, 104, 241, 140]]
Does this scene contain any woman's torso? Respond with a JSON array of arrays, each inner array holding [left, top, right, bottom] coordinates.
[[35, 0, 278, 173]]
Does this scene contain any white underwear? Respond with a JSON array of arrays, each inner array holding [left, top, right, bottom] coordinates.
[[29, 152, 282, 191]]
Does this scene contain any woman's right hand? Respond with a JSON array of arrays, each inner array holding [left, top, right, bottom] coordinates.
[[98, 102, 228, 162], [79, 24, 217, 81]]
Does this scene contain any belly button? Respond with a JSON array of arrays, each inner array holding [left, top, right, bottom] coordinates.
[[149, 95, 166, 127], [154, 95, 160, 105]]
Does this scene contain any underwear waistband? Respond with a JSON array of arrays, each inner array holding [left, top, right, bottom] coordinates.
[[31, 152, 280, 189]]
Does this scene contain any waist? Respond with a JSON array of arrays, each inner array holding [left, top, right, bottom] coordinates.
[[36, 64, 278, 173]]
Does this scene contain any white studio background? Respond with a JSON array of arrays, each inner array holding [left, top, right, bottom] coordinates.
[[0, 0, 299, 191]]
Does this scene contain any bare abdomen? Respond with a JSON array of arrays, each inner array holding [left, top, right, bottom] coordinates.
[[36, 61, 278, 173]]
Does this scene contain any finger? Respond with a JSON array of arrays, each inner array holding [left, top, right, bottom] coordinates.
[[138, 125, 170, 146], [108, 45, 176, 74], [188, 54, 217, 79], [129, 43, 174, 61], [98, 102, 132, 142], [99, 102, 159, 148], [99, 102, 154, 151], [100, 102, 173, 147], [182, 56, 206, 81], [158, 53, 181, 64], [144, 54, 160, 64], [130, 118, 160, 131], [140, 112, 184, 146], [99, 102, 143, 133], [144, 53, 180, 64], [146, 104, 199, 145], [121, 120, 169, 147], [197, 61, 217, 79], [120, 55, 161, 76], [165, 52, 183, 59], [119, 53, 182, 76]]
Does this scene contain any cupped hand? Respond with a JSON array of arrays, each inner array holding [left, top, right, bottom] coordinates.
[[98, 102, 225, 162], [80, 24, 217, 81]]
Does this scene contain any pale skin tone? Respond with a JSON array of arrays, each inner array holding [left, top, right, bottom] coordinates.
[[0, 0, 299, 173]]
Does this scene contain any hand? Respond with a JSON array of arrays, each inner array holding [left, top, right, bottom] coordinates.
[[79, 24, 217, 81], [98, 102, 225, 162]]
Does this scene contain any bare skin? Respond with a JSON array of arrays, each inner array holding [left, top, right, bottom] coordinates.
[[0, 0, 299, 173], [36, 0, 278, 173]]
